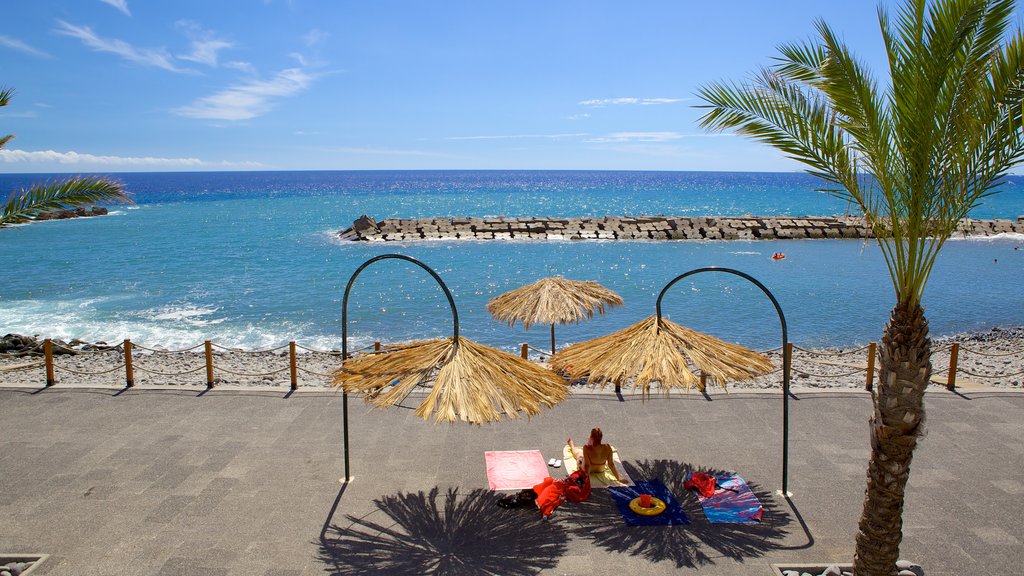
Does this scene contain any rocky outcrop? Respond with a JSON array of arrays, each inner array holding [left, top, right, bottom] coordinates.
[[0, 333, 117, 356], [33, 206, 109, 221], [337, 215, 1024, 242]]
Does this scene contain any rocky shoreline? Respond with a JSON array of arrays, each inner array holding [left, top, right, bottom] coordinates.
[[32, 206, 109, 221], [338, 214, 1024, 242], [2, 329, 1021, 390]]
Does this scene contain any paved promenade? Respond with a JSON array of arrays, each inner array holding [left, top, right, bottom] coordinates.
[[1, 384, 1021, 575]]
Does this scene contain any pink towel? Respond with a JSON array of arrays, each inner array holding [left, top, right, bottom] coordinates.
[[485, 450, 549, 490]]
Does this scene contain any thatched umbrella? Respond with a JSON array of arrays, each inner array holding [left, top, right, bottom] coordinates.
[[550, 315, 773, 395], [334, 254, 570, 481], [552, 266, 795, 495], [487, 277, 624, 354], [333, 336, 568, 424]]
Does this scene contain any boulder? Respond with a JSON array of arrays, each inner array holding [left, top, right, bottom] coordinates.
[[352, 214, 379, 234]]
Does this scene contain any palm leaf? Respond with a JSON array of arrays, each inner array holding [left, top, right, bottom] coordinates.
[[2, 177, 132, 226]]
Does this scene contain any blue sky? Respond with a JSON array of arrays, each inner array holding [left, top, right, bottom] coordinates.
[[1, 1, 1018, 173]]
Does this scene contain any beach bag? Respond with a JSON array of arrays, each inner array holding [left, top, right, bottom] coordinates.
[[684, 472, 717, 498], [564, 470, 591, 503]]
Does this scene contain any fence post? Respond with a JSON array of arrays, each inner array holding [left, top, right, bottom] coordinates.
[[124, 339, 134, 388], [785, 342, 793, 384], [44, 338, 55, 387], [205, 340, 214, 389], [521, 343, 528, 359], [289, 341, 298, 390], [947, 342, 959, 391], [374, 340, 381, 353], [865, 342, 876, 391], [700, 372, 707, 390]]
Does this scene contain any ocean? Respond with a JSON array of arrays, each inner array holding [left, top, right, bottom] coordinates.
[[1, 170, 1022, 352]]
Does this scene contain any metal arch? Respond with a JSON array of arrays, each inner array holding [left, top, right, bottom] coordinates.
[[340, 253, 461, 482], [655, 266, 792, 496]]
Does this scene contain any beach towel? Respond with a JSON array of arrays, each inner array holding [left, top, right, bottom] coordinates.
[[609, 479, 689, 526], [485, 450, 550, 490], [693, 474, 763, 523], [562, 445, 634, 487]]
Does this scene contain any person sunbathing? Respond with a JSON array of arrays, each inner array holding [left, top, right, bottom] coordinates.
[[566, 427, 624, 483]]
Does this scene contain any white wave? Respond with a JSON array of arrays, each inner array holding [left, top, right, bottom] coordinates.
[[149, 306, 220, 322], [729, 251, 761, 255], [947, 232, 1024, 242]]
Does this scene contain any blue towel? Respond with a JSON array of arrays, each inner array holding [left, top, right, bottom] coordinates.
[[609, 479, 689, 526]]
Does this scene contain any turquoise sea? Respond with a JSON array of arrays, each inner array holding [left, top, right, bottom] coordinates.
[[1, 170, 1022, 352]]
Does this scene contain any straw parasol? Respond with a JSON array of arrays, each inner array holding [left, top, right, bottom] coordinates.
[[333, 336, 568, 425], [550, 315, 773, 395], [487, 277, 624, 354]]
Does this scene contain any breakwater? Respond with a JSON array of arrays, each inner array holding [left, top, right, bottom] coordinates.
[[338, 215, 1024, 242]]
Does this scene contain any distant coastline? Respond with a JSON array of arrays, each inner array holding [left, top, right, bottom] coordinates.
[[339, 214, 1024, 242]]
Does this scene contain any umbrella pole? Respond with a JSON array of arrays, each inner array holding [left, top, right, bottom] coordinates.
[[550, 324, 556, 356], [657, 267, 791, 496]]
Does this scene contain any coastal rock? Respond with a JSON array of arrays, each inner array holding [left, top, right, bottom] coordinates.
[[352, 214, 379, 233], [33, 206, 108, 221], [0, 333, 39, 354]]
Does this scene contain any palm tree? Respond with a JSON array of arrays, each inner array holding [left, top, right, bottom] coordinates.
[[696, 0, 1024, 573], [1, 87, 130, 227]]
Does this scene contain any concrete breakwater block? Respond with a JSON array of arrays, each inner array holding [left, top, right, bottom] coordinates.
[[337, 215, 1024, 242]]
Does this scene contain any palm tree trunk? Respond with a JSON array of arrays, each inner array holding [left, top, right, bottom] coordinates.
[[853, 302, 930, 575]]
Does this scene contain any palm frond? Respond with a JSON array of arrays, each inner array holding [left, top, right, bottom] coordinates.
[[697, 0, 1024, 308], [2, 176, 132, 226]]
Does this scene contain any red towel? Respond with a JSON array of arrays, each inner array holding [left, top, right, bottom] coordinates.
[[533, 477, 566, 517]]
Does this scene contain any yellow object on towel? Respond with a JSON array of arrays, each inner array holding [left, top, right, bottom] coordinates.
[[562, 444, 633, 487]]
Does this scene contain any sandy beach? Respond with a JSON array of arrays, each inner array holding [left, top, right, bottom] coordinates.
[[2, 329, 1022, 391]]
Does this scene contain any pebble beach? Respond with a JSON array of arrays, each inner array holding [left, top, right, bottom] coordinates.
[[3, 328, 1022, 391]]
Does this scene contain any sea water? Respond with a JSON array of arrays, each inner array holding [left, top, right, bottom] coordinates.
[[1, 170, 1022, 351]]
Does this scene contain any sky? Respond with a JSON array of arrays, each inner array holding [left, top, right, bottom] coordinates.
[[0, 1, 1020, 173]]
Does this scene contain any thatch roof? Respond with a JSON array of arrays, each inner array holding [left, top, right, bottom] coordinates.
[[487, 277, 624, 329], [549, 315, 773, 394], [332, 337, 569, 424]]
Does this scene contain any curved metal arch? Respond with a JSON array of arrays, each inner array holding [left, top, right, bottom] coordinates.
[[340, 253, 461, 482], [655, 266, 792, 496]]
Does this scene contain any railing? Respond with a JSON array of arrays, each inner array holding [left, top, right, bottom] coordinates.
[[3, 337, 1022, 390], [519, 340, 1024, 391], [4, 338, 383, 390]]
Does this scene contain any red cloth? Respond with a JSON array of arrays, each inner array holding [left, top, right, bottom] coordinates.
[[533, 477, 566, 517], [564, 470, 591, 503], [684, 472, 717, 498]]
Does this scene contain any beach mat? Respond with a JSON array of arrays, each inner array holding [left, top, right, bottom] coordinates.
[[695, 474, 763, 523], [485, 450, 549, 490], [609, 479, 689, 526], [562, 445, 634, 487]]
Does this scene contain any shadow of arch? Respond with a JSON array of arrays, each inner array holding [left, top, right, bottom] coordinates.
[[319, 487, 569, 575], [563, 460, 792, 569]]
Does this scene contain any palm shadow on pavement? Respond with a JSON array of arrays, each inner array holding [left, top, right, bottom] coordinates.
[[319, 486, 569, 576], [562, 459, 793, 569]]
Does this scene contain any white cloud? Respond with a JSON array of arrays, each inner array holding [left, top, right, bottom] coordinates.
[[175, 20, 233, 67], [0, 148, 261, 169], [174, 68, 315, 121], [303, 29, 329, 47], [579, 97, 687, 107], [99, 0, 130, 16], [54, 20, 187, 73], [0, 35, 52, 59], [225, 61, 257, 75], [585, 132, 684, 143], [446, 133, 589, 141]]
